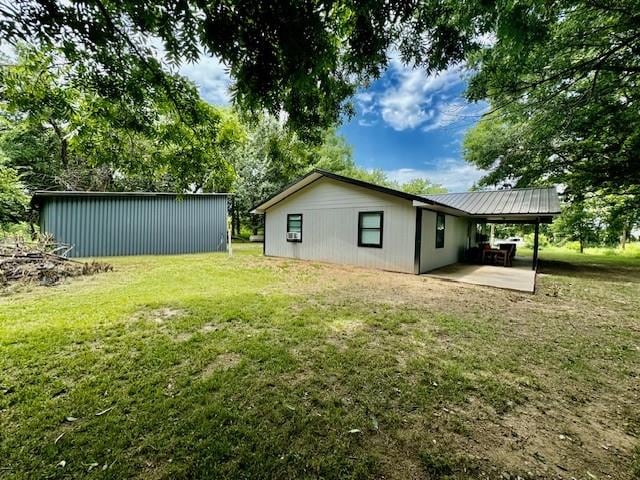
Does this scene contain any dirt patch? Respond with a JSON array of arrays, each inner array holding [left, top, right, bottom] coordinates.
[[132, 306, 187, 325], [201, 353, 242, 377], [201, 323, 220, 333], [446, 396, 638, 479], [173, 332, 193, 343], [150, 307, 185, 324]]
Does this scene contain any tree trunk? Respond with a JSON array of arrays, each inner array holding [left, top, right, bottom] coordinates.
[[231, 198, 240, 237], [620, 226, 627, 250], [233, 208, 240, 236], [49, 119, 68, 168], [579, 236, 584, 253]]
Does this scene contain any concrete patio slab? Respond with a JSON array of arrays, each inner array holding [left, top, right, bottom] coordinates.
[[424, 258, 536, 293]]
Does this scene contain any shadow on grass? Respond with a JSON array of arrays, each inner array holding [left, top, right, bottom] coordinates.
[[539, 259, 640, 283]]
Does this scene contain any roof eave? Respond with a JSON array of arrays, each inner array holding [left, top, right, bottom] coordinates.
[[251, 169, 450, 214]]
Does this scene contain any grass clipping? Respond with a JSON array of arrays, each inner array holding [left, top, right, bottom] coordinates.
[[0, 236, 112, 286]]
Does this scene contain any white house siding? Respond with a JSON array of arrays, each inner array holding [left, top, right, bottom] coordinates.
[[264, 178, 416, 273], [419, 211, 470, 272]]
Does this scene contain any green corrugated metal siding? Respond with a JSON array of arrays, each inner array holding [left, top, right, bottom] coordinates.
[[38, 195, 228, 257]]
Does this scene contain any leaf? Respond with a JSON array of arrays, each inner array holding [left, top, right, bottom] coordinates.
[[56, 460, 66, 468], [65, 416, 78, 422], [54, 432, 65, 444], [348, 429, 361, 434], [95, 406, 115, 416]]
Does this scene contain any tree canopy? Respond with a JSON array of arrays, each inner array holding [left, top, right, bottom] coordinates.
[[463, 0, 640, 197], [0, 45, 243, 194], [0, 1, 491, 139], [2, 2, 638, 184], [0, 153, 28, 228]]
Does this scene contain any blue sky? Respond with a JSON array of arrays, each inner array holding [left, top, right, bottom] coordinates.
[[181, 56, 487, 192]]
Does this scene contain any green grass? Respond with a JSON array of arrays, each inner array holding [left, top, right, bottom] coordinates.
[[520, 241, 640, 267], [1, 244, 639, 479]]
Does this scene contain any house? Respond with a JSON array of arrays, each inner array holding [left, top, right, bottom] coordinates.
[[32, 191, 229, 257], [251, 169, 560, 275]]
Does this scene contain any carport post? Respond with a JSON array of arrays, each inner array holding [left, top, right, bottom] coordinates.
[[532, 222, 540, 271]]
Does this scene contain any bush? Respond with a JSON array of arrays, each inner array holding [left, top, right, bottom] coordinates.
[[0, 161, 29, 227], [523, 232, 550, 249], [0, 222, 34, 240], [563, 240, 582, 252]]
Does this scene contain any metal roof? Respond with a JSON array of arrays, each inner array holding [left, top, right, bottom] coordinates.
[[31, 190, 228, 206], [33, 191, 228, 198], [423, 187, 560, 216]]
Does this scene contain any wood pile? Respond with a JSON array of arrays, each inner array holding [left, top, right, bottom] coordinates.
[[0, 237, 113, 286]]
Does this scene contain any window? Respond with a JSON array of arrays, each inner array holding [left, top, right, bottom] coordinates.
[[358, 211, 383, 248], [286, 214, 303, 242], [435, 213, 445, 248]]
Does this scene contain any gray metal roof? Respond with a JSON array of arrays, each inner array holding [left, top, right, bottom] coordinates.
[[33, 191, 228, 197], [423, 187, 560, 216]]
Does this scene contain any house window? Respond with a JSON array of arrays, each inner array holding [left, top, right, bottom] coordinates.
[[358, 211, 383, 248], [286, 214, 303, 242], [436, 213, 445, 248]]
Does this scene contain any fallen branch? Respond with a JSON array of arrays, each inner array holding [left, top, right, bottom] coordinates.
[[0, 236, 113, 286]]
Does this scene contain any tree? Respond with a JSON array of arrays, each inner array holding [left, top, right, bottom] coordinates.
[[399, 178, 446, 195], [230, 117, 353, 236], [592, 194, 640, 249], [463, 1, 640, 197], [0, 45, 243, 195], [0, 154, 28, 228], [551, 200, 601, 253], [0, 1, 488, 139]]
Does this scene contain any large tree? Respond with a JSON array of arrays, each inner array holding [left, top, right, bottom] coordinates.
[[463, 0, 640, 196], [229, 117, 355, 236], [3, 2, 638, 183], [0, 45, 243, 194], [0, 1, 488, 139], [0, 154, 28, 228]]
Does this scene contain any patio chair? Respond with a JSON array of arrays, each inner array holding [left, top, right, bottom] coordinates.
[[498, 243, 516, 267]]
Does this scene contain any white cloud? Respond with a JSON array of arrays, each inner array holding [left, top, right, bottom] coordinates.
[[179, 56, 232, 105], [386, 158, 487, 192], [145, 37, 233, 106], [378, 63, 465, 131], [358, 118, 377, 127], [355, 57, 487, 132]]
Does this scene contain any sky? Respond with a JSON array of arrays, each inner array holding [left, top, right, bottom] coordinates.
[[2, 39, 487, 193], [338, 57, 488, 192], [180, 55, 488, 193]]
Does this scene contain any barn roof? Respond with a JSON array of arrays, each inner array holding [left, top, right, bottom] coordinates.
[[423, 187, 561, 216]]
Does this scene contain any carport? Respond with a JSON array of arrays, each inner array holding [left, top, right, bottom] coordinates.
[[418, 187, 561, 292]]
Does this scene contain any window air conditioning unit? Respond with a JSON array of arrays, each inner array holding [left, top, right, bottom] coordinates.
[[287, 232, 301, 241]]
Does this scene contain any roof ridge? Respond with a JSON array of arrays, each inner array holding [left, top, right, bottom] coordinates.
[[424, 186, 556, 197]]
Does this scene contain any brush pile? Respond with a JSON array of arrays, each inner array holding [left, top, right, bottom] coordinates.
[[0, 236, 113, 286]]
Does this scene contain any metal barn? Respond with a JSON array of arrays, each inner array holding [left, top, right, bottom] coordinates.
[[32, 192, 228, 257]]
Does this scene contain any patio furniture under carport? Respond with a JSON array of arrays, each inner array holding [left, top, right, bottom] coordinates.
[[423, 187, 560, 272], [419, 187, 561, 292]]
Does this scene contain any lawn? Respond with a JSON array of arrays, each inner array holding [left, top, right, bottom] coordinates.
[[1, 244, 639, 479]]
